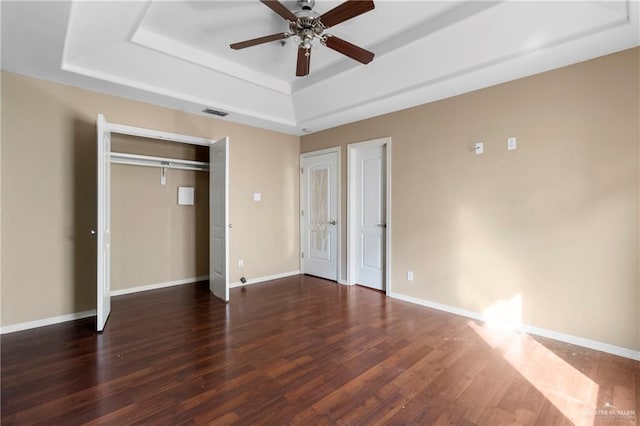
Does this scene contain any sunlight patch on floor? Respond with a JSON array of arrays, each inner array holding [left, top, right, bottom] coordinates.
[[469, 321, 599, 425]]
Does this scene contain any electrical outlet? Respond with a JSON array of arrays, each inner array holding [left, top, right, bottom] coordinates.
[[407, 271, 414, 281], [238, 259, 244, 268]]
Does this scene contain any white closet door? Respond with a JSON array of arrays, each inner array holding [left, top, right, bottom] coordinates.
[[210, 137, 229, 301], [96, 114, 111, 331]]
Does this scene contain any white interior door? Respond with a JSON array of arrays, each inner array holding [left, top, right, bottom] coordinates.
[[302, 151, 338, 281], [355, 144, 386, 290], [210, 137, 229, 301], [96, 114, 111, 331]]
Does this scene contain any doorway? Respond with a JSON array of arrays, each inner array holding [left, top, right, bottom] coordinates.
[[348, 138, 391, 293], [300, 148, 340, 281]]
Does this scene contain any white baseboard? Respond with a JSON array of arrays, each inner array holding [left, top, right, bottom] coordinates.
[[0, 310, 97, 335], [111, 275, 209, 297], [389, 291, 640, 361], [230, 270, 300, 288], [0, 273, 294, 335]]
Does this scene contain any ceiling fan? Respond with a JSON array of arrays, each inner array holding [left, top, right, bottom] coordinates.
[[230, 0, 375, 77]]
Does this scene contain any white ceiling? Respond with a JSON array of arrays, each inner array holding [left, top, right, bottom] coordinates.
[[2, 1, 639, 135]]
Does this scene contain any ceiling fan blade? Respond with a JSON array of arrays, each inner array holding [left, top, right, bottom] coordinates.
[[324, 36, 374, 64], [319, 0, 375, 28], [230, 32, 289, 50], [260, 0, 298, 22], [296, 47, 311, 77]]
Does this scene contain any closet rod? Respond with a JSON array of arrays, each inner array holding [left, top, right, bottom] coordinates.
[[110, 152, 209, 172]]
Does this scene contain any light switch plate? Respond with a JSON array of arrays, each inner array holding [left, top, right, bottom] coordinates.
[[507, 137, 517, 150], [253, 192, 262, 202], [475, 142, 483, 155], [178, 187, 194, 205]]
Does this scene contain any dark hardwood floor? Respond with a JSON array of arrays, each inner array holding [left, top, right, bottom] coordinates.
[[2, 275, 638, 425]]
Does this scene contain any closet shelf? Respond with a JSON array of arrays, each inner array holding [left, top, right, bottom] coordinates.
[[110, 152, 209, 172]]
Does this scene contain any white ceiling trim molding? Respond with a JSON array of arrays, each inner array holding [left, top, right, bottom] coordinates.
[[61, 0, 298, 128], [62, 1, 149, 64], [61, 60, 298, 128], [292, 1, 502, 93], [2, 0, 639, 136], [131, 28, 292, 95], [294, 0, 634, 128], [297, 2, 638, 132]]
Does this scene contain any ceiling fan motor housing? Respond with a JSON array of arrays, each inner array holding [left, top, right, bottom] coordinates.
[[291, 4, 323, 49]]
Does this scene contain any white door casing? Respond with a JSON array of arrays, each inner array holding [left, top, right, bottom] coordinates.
[[96, 114, 111, 331], [301, 149, 339, 281], [210, 137, 230, 301], [354, 144, 386, 290]]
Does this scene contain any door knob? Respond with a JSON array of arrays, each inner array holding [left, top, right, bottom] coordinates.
[[327, 220, 337, 225], [90, 229, 96, 235], [376, 223, 387, 228]]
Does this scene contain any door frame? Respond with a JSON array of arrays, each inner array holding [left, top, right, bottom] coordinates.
[[299, 147, 342, 282], [96, 114, 229, 331], [347, 137, 392, 295]]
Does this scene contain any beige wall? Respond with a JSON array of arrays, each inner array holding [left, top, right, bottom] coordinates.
[[1, 71, 300, 326], [110, 134, 209, 291], [302, 48, 640, 351], [111, 164, 209, 291]]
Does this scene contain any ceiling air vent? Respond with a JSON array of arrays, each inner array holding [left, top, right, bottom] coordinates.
[[202, 108, 229, 117]]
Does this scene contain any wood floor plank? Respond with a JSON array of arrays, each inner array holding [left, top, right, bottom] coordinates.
[[2, 276, 638, 425]]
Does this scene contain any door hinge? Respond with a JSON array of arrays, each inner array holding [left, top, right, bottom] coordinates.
[[301, 210, 304, 216], [300, 167, 304, 174], [301, 251, 304, 258]]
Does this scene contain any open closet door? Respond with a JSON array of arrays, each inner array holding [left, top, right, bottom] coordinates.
[[210, 137, 229, 301], [96, 114, 111, 331]]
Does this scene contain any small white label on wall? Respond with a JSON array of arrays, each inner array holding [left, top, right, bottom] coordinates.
[[178, 187, 195, 205], [253, 192, 262, 202]]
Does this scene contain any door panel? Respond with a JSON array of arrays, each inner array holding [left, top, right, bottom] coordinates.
[[302, 151, 338, 280], [96, 114, 111, 331], [210, 137, 229, 301], [355, 145, 385, 290], [362, 234, 382, 268]]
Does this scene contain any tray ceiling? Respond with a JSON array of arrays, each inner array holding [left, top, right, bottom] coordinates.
[[2, 1, 639, 135]]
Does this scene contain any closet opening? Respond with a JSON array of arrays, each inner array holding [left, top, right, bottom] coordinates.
[[96, 115, 229, 331], [110, 134, 210, 298]]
